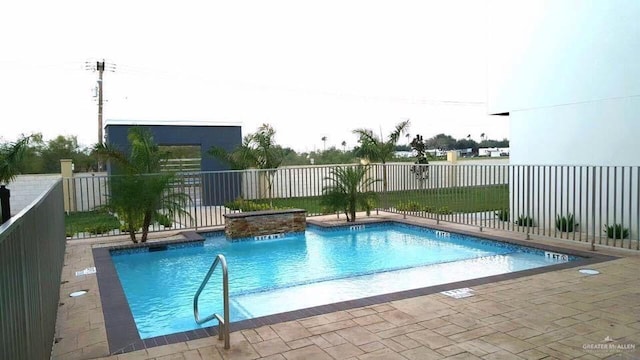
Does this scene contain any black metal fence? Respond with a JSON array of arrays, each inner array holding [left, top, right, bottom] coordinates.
[[0, 180, 66, 360], [63, 164, 639, 250]]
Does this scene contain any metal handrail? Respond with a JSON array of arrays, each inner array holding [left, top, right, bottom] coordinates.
[[193, 254, 230, 349]]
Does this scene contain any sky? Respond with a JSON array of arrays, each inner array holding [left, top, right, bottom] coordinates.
[[0, 0, 509, 152]]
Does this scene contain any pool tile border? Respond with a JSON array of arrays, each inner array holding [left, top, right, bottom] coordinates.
[[94, 220, 617, 355]]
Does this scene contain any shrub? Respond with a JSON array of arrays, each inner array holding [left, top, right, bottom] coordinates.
[[396, 200, 426, 212], [224, 198, 272, 212], [555, 213, 578, 232], [87, 222, 116, 235], [516, 215, 534, 227], [395, 201, 440, 213], [156, 213, 173, 228], [604, 224, 629, 239], [495, 209, 509, 221]]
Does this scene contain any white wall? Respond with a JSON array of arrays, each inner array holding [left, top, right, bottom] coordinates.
[[487, 0, 640, 115], [488, 1, 640, 242], [510, 97, 640, 166], [5, 174, 61, 215]]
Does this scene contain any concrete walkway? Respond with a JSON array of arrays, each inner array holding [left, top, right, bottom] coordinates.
[[53, 214, 640, 360]]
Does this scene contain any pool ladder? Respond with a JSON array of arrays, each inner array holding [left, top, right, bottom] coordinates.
[[193, 254, 230, 349]]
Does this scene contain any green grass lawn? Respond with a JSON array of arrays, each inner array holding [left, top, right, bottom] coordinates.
[[386, 184, 509, 213], [244, 184, 508, 214], [67, 185, 509, 236], [65, 211, 121, 237]]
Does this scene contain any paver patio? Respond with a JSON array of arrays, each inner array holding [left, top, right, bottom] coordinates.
[[52, 213, 640, 360]]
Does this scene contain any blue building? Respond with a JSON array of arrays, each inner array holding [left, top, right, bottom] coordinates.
[[104, 120, 242, 205]]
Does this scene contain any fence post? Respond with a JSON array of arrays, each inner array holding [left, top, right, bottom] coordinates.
[[60, 159, 75, 213], [0, 185, 10, 224], [447, 151, 458, 190]]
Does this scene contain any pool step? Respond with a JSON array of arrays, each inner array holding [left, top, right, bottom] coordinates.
[[230, 252, 555, 320]]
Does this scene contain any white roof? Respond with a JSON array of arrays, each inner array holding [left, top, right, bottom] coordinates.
[[105, 119, 242, 127]]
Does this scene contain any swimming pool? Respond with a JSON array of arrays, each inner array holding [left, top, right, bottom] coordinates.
[[110, 222, 579, 339]]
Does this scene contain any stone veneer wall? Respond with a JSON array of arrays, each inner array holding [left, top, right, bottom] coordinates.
[[223, 209, 306, 239]]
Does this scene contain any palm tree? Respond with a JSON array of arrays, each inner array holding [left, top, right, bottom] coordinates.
[[94, 127, 191, 243], [0, 136, 30, 185], [480, 133, 486, 142], [341, 140, 347, 152], [0, 136, 30, 223], [210, 124, 283, 170], [321, 136, 327, 152], [209, 124, 284, 204], [321, 165, 379, 222], [353, 119, 410, 194]]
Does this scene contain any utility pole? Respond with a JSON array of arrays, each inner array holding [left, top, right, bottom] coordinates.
[[85, 60, 116, 145], [97, 61, 104, 145]]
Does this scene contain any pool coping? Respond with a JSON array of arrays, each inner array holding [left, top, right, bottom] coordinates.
[[93, 220, 618, 355]]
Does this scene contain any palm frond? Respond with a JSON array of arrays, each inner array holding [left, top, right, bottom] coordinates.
[[387, 119, 410, 144], [0, 136, 31, 184], [208, 123, 283, 170], [93, 143, 134, 172]]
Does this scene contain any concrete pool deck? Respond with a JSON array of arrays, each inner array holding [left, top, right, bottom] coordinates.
[[53, 212, 640, 360]]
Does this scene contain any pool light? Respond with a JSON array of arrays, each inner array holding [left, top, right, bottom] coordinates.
[[69, 290, 88, 297]]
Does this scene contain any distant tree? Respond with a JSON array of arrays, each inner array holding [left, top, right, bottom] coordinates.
[[479, 138, 509, 148], [425, 133, 456, 151], [314, 147, 358, 165], [40, 135, 97, 173], [341, 140, 347, 152], [280, 148, 312, 166], [353, 119, 410, 194], [94, 127, 191, 243], [321, 165, 379, 222], [480, 133, 486, 141], [496, 138, 510, 148], [14, 134, 44, 174], [13, 133, 97, 174], [321, 136, 327, 152], [454, 138, 478, 151]]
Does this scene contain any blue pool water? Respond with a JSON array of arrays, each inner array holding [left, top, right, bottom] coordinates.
[[111, 223, 578, 338]]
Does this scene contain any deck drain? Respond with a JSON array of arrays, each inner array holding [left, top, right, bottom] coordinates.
[[441, 287, 475, 299], [75, 267, 96, 276], [579, 269, 600, 275], [69, 290, 88, 297]]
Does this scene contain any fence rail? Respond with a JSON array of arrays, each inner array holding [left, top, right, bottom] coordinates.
[[0, 180, 66, 360], [64, 164, 639, 250]]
